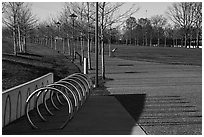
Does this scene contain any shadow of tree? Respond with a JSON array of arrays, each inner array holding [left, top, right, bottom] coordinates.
[[115, 94, 146, 122]]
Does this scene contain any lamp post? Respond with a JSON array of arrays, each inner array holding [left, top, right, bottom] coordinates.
[[55, 21, 61, 51], [37, 27, 42, 45], [46, 25, 50, 47], [95, 2, 99, 88], [46, 25, 52, 48], [69, 13, 77, 61]]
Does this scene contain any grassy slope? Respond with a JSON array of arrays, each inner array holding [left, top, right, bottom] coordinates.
[[2, 38, 80, 90], [109, 45, 202, 66]]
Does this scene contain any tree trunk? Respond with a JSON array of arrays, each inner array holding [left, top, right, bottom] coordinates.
[[46, 37, 48, 46], [90, 37, 93, 52], [164, 37, 166, 47], [176, 38, 178, 47], [137, 36, 139, 46], [55, 39, 57, 50], [143, 36, 145, 46], [13, 28, 17, 56], [172, 38, 174, 47], [80, 34, 84, 61], [63, 38, 65, 53], [101, 36, 105, 79], [23, 34, 26, 53], [18, 25, 22, 52], [157, 32, 160, 46], [108, 38, 111, 56], [181, 38, 183, 47], [82, 38, 85, 61], [101, 2, 105, 80], [51, 36, 53, 49], [184, 34, 187, 48], [196, 31, 199, 48], [67, 38, 71, 55], [87, 34, 92, 69], [190, 34, 192, 48]]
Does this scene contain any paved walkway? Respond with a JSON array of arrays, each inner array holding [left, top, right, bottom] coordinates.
[[3, 96, 145, 135], [89, 53, 202, 135], [3, 52, 202, 135]]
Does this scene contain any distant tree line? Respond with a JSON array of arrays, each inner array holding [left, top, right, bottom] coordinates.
[[2, 2, 202, 79], [2, 2, 138, 79], [122, 2, 202, 48], [2, 2, 37, 55]]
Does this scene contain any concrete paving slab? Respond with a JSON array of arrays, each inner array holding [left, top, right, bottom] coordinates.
[[2, 96, 146, 135], [89, 53, 202, 135], [61, 96, 146, 135]]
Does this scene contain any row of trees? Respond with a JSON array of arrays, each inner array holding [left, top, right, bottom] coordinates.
[[58, 2, 138, 79], [2, 2, 138, 79], [123, 2, 202, 48], [2, 2, 37, 55], [2, 2, 202, 80]]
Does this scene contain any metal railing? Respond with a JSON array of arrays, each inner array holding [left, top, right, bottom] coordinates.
[[75, 51, 82, 65], [2, 73, 54, 127], [25, 73, 93, 129]]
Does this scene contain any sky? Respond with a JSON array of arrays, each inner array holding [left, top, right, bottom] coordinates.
[[29, 2, 64, 22], [29, 2, 173, 23]]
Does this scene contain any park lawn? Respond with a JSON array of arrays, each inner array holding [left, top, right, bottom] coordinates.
[[2, 38, 80, 90], [108, 45, 202, 66]]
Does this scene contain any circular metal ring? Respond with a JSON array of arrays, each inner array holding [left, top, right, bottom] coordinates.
[[65, 77, 87, 100], [67, 73, 92, 89], [62, 78, 86, 103], [25, 87, 73, 129], [57, 80, 83, 107], [48, 83, 79, 112], [71, 75, 90, 96]]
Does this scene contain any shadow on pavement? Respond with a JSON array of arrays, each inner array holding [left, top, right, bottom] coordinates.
[[114, 94, 146, 123], [3, 95, 141, 135]]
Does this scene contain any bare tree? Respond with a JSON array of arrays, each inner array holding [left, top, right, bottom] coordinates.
[[19, 3, 37, 53], [3, 2, 37, 54], [150, 15, 167, 46], [193, 2, 202, 48], [166, 2, 200, 48], [125, 16, 136, 45], [98, 2, 139, 79], [59, 2, 138, 79], [3, 2, 22, 55]]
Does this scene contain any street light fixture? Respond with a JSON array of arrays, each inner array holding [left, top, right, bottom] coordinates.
[[46, 25, 50, 46], [55, 21, 61, 50], [46, 25, 53, 48], [37, 27, 42, 45], [95, 2, 99, 88], [55, 21, 61, 34], [69, 13, 77, 61]]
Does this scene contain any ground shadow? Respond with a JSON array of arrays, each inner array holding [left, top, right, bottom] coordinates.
[[114, 94, 146, 122]]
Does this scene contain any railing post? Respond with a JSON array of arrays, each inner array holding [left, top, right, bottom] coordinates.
[[84, 58, 88, 74]]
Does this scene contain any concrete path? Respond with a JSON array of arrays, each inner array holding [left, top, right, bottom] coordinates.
[[89, 53, 202, 135], [3, 96, 145, 135], [3, 52, 201, 135]]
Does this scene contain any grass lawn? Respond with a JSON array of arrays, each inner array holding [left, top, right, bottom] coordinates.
[[108, 44, 202, 66], [2, 38, 80, 90]]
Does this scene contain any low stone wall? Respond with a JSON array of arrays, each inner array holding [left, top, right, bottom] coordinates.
[[2, 73, 54, 127]]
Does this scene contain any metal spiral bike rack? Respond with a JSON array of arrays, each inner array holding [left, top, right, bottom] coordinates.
[[25, 73, 93, 129]]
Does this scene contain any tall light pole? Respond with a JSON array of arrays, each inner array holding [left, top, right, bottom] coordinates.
[[46, 25, 50, 47], [55, 21, 61, 51], [69, 13, 77, 61], [95, 2, 99, 88]]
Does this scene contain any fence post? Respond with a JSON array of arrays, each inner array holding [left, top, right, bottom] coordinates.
[[84, 58, 88, 74]]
